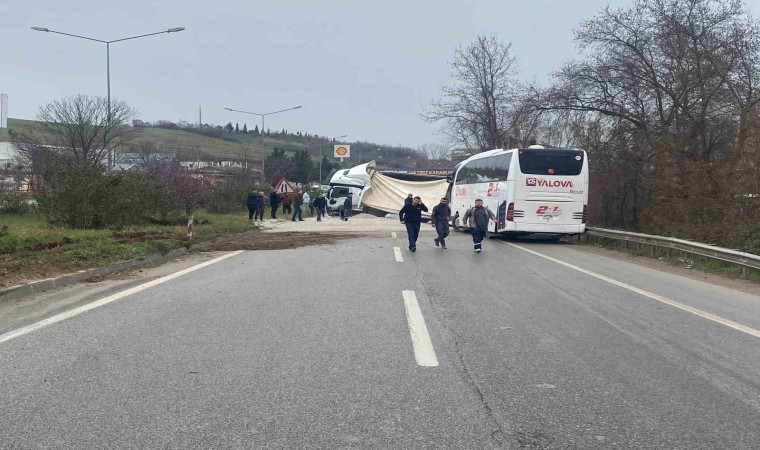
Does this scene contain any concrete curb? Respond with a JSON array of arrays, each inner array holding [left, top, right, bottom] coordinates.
[[0, 229, 259, 303]]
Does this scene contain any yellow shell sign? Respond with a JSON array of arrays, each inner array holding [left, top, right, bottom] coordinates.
[[333, 144, 350, 158]]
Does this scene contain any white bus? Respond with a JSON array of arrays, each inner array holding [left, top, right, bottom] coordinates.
[[449, 145, 588, 237]]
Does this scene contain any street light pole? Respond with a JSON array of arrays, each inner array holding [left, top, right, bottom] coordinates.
[[31, 26, 186, 167], [224, 105, 302, 177], [319, 134, 347, 186]]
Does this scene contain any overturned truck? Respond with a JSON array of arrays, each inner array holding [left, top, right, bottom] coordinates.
[[326, 161, 449, 218]]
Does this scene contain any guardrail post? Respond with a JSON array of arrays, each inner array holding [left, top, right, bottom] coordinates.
[[187, 214, 194, 240]]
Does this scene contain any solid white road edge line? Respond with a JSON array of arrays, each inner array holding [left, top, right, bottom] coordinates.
[[0, 250, 246, 345], [507, 243, 760, 339], [394, 247, 404, 262], [391, 232, 397, 238], [402, 290, 439, 367]]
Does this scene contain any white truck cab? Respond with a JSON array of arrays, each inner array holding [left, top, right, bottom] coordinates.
[[326, 162, 375, 215]]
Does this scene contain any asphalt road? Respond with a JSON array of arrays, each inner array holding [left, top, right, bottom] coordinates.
[[1, 229, 758, 449]]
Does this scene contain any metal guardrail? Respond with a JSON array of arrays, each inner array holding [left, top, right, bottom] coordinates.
[[583, 227, 760, 275]]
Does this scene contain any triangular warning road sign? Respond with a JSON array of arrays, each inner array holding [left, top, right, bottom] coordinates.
[[274, 177, 297, 195]]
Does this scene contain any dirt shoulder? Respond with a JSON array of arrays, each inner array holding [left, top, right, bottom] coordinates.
[[254, 213, 406, 234], [209, 214, 405, 251]]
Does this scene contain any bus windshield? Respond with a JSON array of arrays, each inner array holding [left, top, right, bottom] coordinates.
[[518, 149, 584, 176]]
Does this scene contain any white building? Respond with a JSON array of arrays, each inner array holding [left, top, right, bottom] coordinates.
[[0, 141, 17, 169]]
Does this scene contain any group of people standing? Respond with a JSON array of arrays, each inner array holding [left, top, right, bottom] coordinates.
[[251, 187, 496, 252], [398, 194, 496, 253], [247, 188, 329, 222]]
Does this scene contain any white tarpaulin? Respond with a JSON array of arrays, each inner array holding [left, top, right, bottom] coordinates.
[[361, 172, 449, 217]]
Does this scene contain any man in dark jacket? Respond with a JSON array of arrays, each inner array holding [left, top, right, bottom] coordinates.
[[399, 196, 428, 252], [431, 197, 451, 249], [313, 193, 327, 221], [341, 193, 353, 221], [269, 189, 280, 219], [246, 191, 258, 220], [252, 191, 266, 222], [463, 198, 496, 253]]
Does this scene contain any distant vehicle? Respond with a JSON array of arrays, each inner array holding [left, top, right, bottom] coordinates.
[[449, 145, 589, 237]]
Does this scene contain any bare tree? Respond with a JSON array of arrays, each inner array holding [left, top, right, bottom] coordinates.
[[533, 0, 760, 245], [424, 35, 529, 155], [13, 94, 137, 177], [417, 142, 453, 160]]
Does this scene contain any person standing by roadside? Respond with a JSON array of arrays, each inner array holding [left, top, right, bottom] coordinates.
[[463, 199, 496, 253], [291, 190, 304, 222], [254, 191, 266, 222], [302, 190, 312, 217], [317, 193, 328, 219], [246, 190, 257, 220], [399, 196, 428, 252], [431, 197, 451, 249], [313, 193, 326, 221], [280, 192, 292, 215], [269, 188, 280, 219], [342, 193, 354, 221]]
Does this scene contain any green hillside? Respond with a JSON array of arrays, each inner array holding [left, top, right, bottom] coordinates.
[[0, 118, 39, 139], [1, 118, 421, 167]]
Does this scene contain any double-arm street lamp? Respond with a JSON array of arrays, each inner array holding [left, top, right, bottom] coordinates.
[[319, 134, 347, 185], [31, 26, 185, 123], [31, 26, 185, 166], [224, 105, 302, 173]]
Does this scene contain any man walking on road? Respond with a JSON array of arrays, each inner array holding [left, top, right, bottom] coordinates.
[[431, 197, 451, 249], [463, 199, 496, 253], [399, 196, 428, 252]]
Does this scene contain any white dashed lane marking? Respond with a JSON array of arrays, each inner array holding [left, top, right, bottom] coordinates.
[[402, 290, 439, 367]]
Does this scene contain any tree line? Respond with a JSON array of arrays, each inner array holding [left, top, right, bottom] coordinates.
[[425, 0, 760, 253], [0, 94, 406, 229]]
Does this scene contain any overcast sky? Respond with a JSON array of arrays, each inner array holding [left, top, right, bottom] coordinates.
[[2, 0, 759, 148]]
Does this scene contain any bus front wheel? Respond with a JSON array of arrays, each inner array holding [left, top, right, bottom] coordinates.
[[452, 215, 464, 232]]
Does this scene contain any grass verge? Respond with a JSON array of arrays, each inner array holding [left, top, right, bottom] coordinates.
[[0, 211, 255, 288], [578, 236, 760, 283]]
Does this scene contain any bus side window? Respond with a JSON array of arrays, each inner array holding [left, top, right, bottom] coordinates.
[[455, 164, 472, 184], [479, 154, 510, 182]]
